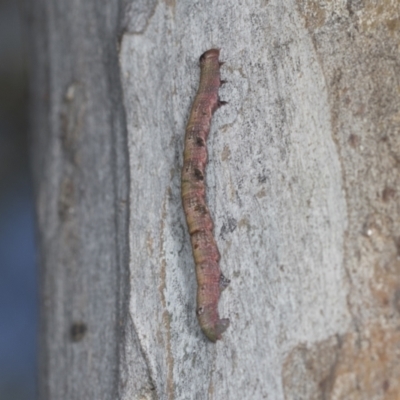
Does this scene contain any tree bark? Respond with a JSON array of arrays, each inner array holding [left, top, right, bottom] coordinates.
[[29, 0, 400, 399]]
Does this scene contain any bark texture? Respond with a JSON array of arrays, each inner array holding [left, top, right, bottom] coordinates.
[[27, 0, 151, 398], [30, 0, 400, 399]]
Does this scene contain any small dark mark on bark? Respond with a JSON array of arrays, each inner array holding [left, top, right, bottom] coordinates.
[[70, 322, 87, 342]]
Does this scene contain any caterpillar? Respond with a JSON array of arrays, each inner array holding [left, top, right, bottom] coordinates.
[[181, 49, 230, 342]]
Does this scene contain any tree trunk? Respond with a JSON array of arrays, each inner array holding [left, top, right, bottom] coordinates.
[[28, 0, 400, 399]]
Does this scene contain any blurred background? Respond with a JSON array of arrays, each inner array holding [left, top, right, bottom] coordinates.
[[0, 0, 37, 399]]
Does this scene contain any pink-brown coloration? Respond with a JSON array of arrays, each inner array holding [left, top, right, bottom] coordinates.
[[181, 49, 230, 342]]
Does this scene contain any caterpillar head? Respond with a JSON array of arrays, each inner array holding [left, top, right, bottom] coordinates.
[[199, 48, 220, 64]]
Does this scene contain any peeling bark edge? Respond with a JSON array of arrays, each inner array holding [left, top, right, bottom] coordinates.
[[181, 49, 230, 342]]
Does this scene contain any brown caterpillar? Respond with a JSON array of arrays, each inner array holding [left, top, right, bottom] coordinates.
[[181, 49, 230, 342]]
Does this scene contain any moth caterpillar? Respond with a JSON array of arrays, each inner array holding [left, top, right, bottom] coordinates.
[[181, 49, 230, 342]]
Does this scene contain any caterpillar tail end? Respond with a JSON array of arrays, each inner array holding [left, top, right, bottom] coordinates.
[[201, 318, 230, 343]]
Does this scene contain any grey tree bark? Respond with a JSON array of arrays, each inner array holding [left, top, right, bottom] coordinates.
[[29, 0, 400, 399]]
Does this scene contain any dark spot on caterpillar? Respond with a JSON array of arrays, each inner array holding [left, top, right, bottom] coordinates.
[[196, 137, 205, 147], [220, 79, 227, 86], [219, 61, 225, 67], [70, 321, 87, 342], [194, 168, 204, 180], [197, 307, 204, 315], [194, 204, 207, 215]]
